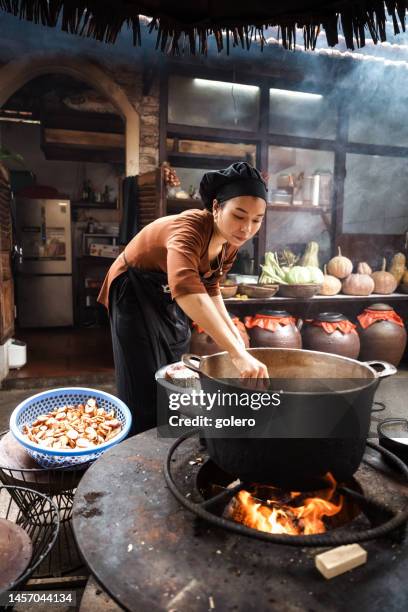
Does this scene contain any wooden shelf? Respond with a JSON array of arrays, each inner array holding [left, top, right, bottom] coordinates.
[[72, 201, 117, 209], [267, 205, 331, 213], [224, 292, 408, 305], [266, 204, 332, 231]]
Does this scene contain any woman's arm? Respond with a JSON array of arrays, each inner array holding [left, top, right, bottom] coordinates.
[[177, 293, 242, 355], [210, 294, 245, 348], [176, 293, 267, 378]]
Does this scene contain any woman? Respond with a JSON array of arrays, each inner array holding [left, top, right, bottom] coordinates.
[[98, 162, 268, 435]]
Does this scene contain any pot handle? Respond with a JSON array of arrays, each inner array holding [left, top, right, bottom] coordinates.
[[181, 353, 202, 374], [377, 418, 408, 436], [364, 360, 397, 378]]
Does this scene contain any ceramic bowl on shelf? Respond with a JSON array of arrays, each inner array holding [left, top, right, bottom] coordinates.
[[239, 284, 279, 298], [220, 284, 238, 298], [278, 284, 322, 298]]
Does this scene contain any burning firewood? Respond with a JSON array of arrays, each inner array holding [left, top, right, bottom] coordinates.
[[224, 475, 343, 536]]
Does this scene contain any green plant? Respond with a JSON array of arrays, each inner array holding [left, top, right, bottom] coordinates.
[[0, 146, 24, 165]]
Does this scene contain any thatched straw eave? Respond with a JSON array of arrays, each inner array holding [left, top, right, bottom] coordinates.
[[0, 1, 407, 53]]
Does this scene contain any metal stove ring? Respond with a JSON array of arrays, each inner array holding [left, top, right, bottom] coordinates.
[[164, 430, 408, 547]]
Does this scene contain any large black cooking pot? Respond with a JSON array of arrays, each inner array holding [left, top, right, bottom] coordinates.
[[180, 348, 396, 490]]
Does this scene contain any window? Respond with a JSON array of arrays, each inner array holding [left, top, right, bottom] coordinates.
[[343, 153, 408, 234], [168, 76, 260, 131], [269, 88, 336, 140]]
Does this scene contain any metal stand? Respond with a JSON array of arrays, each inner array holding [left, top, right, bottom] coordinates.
[[0, 431, 86, 576]]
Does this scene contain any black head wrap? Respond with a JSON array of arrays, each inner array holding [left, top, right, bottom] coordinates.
[[199, 162, 268, 211]]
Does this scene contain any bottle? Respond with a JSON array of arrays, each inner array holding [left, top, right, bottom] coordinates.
[[88, 182, 95, 203], [87, 217, 96, 233], [82, 181, 89, 201], [103, 185, 112, 203]]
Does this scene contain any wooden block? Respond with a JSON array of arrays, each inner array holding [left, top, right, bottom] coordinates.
[[315, 544, 367, 579]]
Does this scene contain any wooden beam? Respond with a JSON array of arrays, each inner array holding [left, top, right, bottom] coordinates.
[[44, 128, 125, 148], [41, 144, 125, 164]]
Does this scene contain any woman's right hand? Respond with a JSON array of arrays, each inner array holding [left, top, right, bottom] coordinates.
[[231, 349, 269, 379]]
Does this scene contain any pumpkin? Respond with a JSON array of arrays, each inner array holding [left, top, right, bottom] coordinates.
[[372, 258, 398, 294], [300, 241, 319, 268], [388, 253, 406, 284], [327, 247, 353, 279], [357, 262, 372, 275], [319, 265, 342, 296], [342, 273, 374, 296]]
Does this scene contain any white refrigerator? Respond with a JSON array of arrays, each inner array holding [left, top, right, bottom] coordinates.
[[15, 197, 73, 327]]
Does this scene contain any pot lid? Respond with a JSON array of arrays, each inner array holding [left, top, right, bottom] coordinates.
[[316, 312, 348, 322], [366, 303, 394, 311], [258, 309, 291, 317]]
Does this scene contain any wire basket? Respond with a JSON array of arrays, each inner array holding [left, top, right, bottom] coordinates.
[[10, 387, 132, 469], [0, 484, 59, 593], [0, 430, 86, 577]]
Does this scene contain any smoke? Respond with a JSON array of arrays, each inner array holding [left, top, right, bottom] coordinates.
[[262, 24, 408, 266]]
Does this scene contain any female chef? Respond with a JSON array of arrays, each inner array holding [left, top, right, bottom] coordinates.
[[98, 162, 268, 435]]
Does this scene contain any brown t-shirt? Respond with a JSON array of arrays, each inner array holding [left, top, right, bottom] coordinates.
[[97, 209, 238, 309]]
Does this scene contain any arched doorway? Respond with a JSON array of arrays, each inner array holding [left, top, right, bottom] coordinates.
[[0, 54, 140, 175], [0, 54, 139, 384]]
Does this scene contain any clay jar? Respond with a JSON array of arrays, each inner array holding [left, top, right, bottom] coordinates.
[[245, 310, 302, 349], [302, 312, 360, 359], [357, 303, 407, 367], [190, 315, 249, 356]]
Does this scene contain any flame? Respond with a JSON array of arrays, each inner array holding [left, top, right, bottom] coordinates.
[[227, 473, 343, 536]]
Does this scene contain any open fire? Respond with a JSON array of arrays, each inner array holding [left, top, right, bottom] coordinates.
[[225, 474, 344, 536]]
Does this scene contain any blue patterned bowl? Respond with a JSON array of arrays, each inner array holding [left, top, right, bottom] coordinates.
[[10, 387, 132, 469]]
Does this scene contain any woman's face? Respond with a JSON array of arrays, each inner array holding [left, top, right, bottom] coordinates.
[[212, 196, 266, 247]]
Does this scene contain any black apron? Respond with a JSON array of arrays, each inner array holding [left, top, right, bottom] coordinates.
[[109, 268, 191, 436]]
